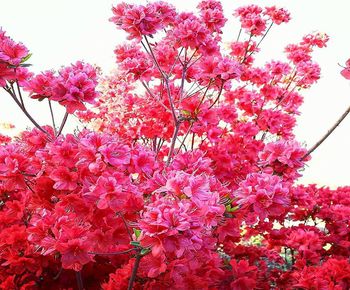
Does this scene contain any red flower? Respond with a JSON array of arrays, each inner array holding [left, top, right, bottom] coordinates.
[[49, 166, 78, 191]]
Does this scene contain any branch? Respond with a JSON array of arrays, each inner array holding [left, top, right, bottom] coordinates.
[[56, 111, 69, 137], [144, 36, 166, 79], [117, 212, 133, 241], [3, 86, 52, 139], [48, 100, 57, 135], [88, 248, 137, 256], [236, 28, 242, 42], [168, 47, 184, 76], [140, 81, 170, 112], [178, 49, 187, 101], [176, 123, 193, 154], [195, 80, 213, 111], [143, 36, 177, 123], [208, 82, 224, 109], [127, 252, 142, 290], [75, 271, 84, 290], [166, 121, 181, 166], [244, 22, 274, 61], [15, 80, 25, 109], [302, 105, 350, 160]]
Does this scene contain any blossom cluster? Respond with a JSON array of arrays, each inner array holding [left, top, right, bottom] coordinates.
[[25, 61, 99, 113], [0, 29, 32, 87], [0, 1, 349, 289]]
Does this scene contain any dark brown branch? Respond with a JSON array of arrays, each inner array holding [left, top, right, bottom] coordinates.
[[127, 252, 142, 290], [117, 212, 133, 241], [302, 105, 350, 160], [166, 122, 181, 166], [3, 87, 52, 138], [208, 82, 224, 109], [176, 123, 193, 154], [88, 248, 137, 256], [75, 271, 84, 290], [48, 100, 57, 135], [15, 80, 25, 109], [56, 111, 69, 137]]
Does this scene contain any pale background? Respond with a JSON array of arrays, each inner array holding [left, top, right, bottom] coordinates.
[[0, 0, 349, 187]]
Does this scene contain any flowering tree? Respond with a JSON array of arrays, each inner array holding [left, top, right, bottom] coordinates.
[[0, 1, 350, 289]]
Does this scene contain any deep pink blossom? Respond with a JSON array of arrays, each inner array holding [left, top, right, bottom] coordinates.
[[236, 173, 290, 220]]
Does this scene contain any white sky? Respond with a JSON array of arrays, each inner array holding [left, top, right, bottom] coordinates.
[[1, 0, 350, 187]]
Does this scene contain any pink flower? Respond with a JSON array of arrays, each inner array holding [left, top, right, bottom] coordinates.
[[27, 61, 99, 113], [57, 238, 93, 271], [0, 37, 29, 66], [230, 260, 258, 290], [173, 13, 209, 49], [341, 59, 350, 80], [99, 142, 131, 167], [49, 166, 78, 191], [24, 71, 56, 100], [301, 32, 329, 48], [236, 173, 290, 220], [139, 196, 191, 237], [235, 5, 267, 36], [198, 0, 227, 34], [85, 176, 123, 210], [110, 2, 175, 41], [259, 140, 309, 180], [264, 6, 291, 25]]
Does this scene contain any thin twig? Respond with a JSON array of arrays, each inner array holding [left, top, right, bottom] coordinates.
[[178, 49, 187, 101], [117, 212, 133, 241], [176, 123, 193, 154], [168, 47, 184, 76], [195, 80, 213, 111], [236, 28, 242, 42], [166, 122, 180, 166], [75, 271, 84, 290], [15, 80, 25, 109], [191, 132, 195, 150], [127, 252, 142, 290], [208, 82, 224, 109], [141, 81, 170, 112], [144, 36, 166, 79], [48, 100, 57, 135], [56, 111, 69, 137], [143, 36, 177, 122], [3, 87, 52, 138], [88, 248, 137, 256], [186, 48, 198, 66], [164, 77, 178, 123], [241, 33, 253, 63], [155, 138, 165, 159], [302, 105, 350, 160], [53, 267, 63, 280], [245, 22, 274, 61]]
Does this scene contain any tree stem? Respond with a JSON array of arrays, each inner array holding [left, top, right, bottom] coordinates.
[[75, 271, 84, 290], [167, 122, 180, 166], [4, 86, 52, 139], [56, 111, 69, 137], [302, 105, 350, 160], [127, 253, 142, 290], [48, 100, 57, 135]]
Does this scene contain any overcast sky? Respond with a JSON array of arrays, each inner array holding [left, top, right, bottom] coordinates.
[[1, 0, 350, 187]]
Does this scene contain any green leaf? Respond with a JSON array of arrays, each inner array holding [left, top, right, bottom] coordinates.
[[181, 110, 191, 116], [130, 241, 140, 247], [20, 63, 32, 68], [21, 53, 32, 64], [226, 204, 239, 213], [133, 228, 141, 239], [140, 248, 150, 256]]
